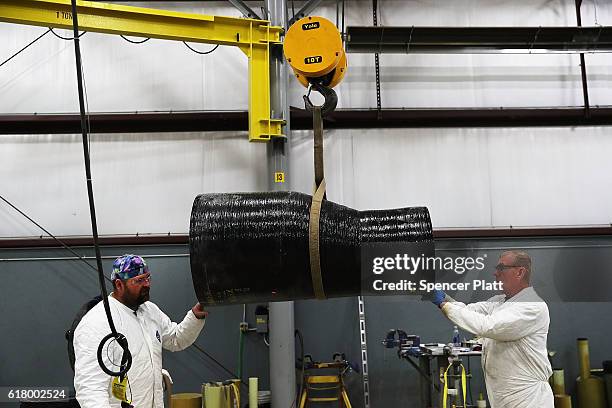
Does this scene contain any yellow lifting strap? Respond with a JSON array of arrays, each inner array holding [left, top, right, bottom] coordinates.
[[442, 363, 467, 408], [309, 106, 327, 300]]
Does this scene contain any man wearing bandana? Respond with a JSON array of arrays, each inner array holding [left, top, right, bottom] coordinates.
[[73, 254, 208, 408]]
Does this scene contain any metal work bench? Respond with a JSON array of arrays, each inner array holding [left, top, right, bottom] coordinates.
[[399, 343, 482, 408]]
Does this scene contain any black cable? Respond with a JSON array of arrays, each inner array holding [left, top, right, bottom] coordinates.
[[50, 27, 86, 40], [341, 0, 346, 43], [182, 42, 219, 55], [69, 0, 131, 378], [105, 336, 134, 405], [190, 343, 249, 392], [0, 28, 51, 69], [81, 62, 92, 153], [127, 376, 133, 403], [120, 35, 150, 44], [336, 0, 340, 29], [0, 194, 110, 282], [0, 195, 242, 380], [0, 195, 242, 384], [260, 6, 269, 21], [291, 329, 305, 408], [2, 12, 233, 382], [191, 342, 240, 380], [467, 355, 474, 405], [106, 339, 121, 367], [404, 355, 440, 392]]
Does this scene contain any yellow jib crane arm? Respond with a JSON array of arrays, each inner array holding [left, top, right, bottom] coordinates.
[[0, 0, 284, 141]]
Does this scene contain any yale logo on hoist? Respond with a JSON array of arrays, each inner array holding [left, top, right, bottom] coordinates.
[[284, 16, 347, 116]]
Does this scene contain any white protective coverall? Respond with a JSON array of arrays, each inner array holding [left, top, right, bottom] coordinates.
[[74, 295, 205, 408], [442, 286, 553, 408]]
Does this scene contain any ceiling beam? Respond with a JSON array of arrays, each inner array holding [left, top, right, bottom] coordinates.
[[288, 0, 323, 26], [3, 107, 612, 134], [346, 26, 612, 53], [227, 0, 261, 20], [1, 226, 611, 248]]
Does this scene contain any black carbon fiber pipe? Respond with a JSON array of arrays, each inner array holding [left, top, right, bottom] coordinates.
[[190, 192, 434, 305]]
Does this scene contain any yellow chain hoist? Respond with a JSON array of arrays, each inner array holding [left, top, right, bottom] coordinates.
[[284, 16, 347, 298], [284, 16, 347, 116]]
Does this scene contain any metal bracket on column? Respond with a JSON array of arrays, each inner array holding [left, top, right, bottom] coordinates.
[[0, 0, 283, 141], [228, 0, 261, 20], [288, 0, 324, 26]]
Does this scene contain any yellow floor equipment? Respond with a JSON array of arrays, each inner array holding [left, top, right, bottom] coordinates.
[[298, 357, 353, 408]]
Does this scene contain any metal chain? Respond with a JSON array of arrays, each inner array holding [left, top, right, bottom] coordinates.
[[373, 0, 382, 119], [358, 296, 371, 408]]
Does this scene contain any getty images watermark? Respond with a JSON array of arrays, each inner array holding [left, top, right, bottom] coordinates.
[[371, 253, 502, 292], [360, 242, 502, 296]]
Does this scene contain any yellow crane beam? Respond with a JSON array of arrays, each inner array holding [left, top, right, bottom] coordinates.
[[0, 0, 284, 141]]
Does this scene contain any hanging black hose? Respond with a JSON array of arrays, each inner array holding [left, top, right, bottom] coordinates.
[[69, 0, 131, 378], [294, 329, 305, 408], [0, 28, 51, 69]]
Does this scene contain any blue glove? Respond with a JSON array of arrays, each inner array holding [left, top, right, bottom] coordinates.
[[431, 290, 446, 307]]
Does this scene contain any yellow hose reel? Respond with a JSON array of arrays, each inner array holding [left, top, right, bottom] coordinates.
[[284, 16, 347, 115]]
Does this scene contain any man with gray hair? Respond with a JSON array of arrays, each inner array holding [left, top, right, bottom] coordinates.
[[430, 250, 553, 408]]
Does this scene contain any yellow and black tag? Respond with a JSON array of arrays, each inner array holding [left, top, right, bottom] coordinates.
[[302, 21, 320, 30], [111, 376, 131, 404], [274, 172, 285, 183], [304, 56, 323, 65]]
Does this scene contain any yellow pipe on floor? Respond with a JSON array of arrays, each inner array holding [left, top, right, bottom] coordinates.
[[554, 394, 572, 408], [171, 393, 202, 408], [576, 338, 606, 408]]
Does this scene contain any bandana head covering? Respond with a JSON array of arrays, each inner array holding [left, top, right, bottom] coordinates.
[[111, 254, 149, 281]]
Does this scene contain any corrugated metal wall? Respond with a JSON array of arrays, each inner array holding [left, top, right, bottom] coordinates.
[[2, 237, 612, 407], [1, 2, 612, 407], [2, 0, 612, 238]]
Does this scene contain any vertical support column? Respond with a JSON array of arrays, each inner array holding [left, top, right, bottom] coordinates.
[[266, 1, 296, 407]]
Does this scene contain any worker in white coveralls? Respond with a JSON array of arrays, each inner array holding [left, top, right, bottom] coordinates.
[[430, 250, 553, 408], [74, 254, 208, 408]]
